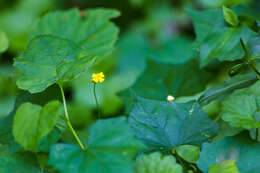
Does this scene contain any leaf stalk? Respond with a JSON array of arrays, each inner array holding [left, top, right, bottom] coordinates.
[[58, 83, 85, 150]]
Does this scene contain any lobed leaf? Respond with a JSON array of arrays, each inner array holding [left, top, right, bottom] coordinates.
[[31, 8, 120, 59], [14, 35, 94, 93], [128, 93, 218, 150], [135, 152, 183, 173], [48, 117, 145, 173]]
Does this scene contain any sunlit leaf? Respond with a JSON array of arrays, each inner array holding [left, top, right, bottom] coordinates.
[[13, 101, 60, 152], [14, 35, 94, 93]]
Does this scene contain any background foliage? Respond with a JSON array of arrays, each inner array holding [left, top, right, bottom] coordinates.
[[1, 0, 260, 172]]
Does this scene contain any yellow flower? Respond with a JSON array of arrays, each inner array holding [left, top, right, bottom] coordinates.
[[92, 72, 105, 83]]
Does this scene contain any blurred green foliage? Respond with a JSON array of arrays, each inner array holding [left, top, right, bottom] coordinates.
[[1, 0, 260, 172]]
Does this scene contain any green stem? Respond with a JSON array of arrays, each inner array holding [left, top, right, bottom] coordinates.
[[256, 128, 259, 142], [250, 63, 260, 77], [58, 83, 85, 150], [93, 83, 101, 119]]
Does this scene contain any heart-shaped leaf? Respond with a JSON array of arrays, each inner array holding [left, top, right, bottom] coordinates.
[[13, 100, 60, 152], [14, 35, 94, 93], [48, 117, 145, 173]]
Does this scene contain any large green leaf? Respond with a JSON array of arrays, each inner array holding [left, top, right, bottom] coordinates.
[[31, 8, 120, 59], [186, 8, 223, 50], [221, 94, 260, 129], [0, 146, 42, 173], [13, 101, 60, 152], [48, 117, 145, 173], [199, 23, 255, 67], [198, 133, 260, 173], [135, 152, 183, 173], [14, 35, 94, 93], [128, 94, 218, 150], [187, 7, 257, 67], [121, 59, 212, 102], [198, 74, 258, 106]]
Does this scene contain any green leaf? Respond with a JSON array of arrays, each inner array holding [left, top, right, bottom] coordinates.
[[0, 146, 42, 173], [128, 94, 218, 150], [121, 59, 212, 102], [200, 23, 255, 67], [48, 117, 145, 173], [13, 35, 94, 93], [223, 6, 238, 27], [186, 8, 223, 50], [208, 160, 240, 173], [135, 152, 183, 173], [198, 74, 258, 106], [31, 8, 120, 59], [175, 145, 200, 164], [248, 36, 260, 59], [0, 74, 16, 118], [198, 132, 260, 173], [0, 31, 8, 53], [13, 101, 60, 152], [221, 94, 260, 129]]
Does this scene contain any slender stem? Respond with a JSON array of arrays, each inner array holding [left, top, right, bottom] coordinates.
[[256, 128, 259, 142], [93, 83, 101, 119], [58, 83, 85, 150], [250, 63, 260, 77]]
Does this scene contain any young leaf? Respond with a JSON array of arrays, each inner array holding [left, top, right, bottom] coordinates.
[[128, 94, 218, 150], [175, 145, 200, 164], [223, 6, 239, 27], [135, 152, 183, 173], [208, 160, 240, 173], [48, 117, 145, 173], [13, 35, 94, 93], [0, 146, 42, 173], [221, 94, 260, 129], [0, 31, 8, 53], [13, 101, 60, 152], [31, 8, 120, 59], [198, 132, 260, 173], [198, 74, 258, 106]]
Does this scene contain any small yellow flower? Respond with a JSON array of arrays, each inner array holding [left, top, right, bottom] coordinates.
[[92, 72, 105, 84]]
